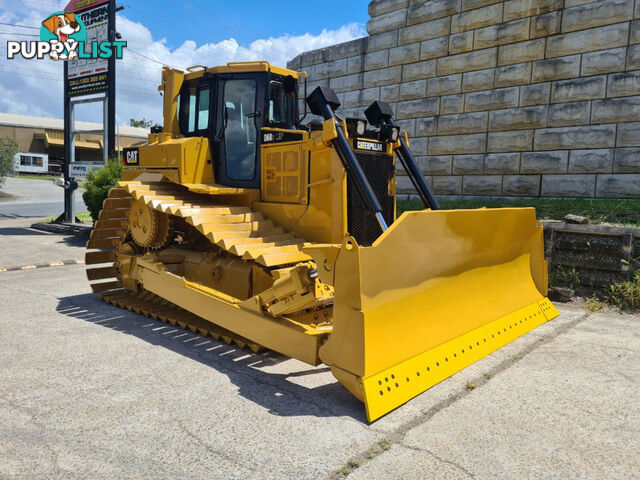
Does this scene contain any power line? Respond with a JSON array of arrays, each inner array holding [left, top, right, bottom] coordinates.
[[123, 2, 234, 67], [176, 0, 299, 58], [0, 22, 40, 30], [0, 45, 160, 88], [0, 67, 161, 97], [0, 34, 173, 72], [118, 68, 159, 83], [0, 32, 40, 37], [0, 69, 59, 81], [129, 0, 297, 65], [6, 0, 302, 62], [128, 49, 172, 68], [21, 0, 63, 6]]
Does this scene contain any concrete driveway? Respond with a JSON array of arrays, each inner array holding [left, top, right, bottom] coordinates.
[[0, 217, 638, 479], [0, 177, 86, 218]]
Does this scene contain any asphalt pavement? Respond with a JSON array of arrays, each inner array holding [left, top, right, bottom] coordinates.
[[0, 203, 638, 479], [0, 177, 86, 218]]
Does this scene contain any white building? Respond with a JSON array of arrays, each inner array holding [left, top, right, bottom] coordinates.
[[13, 152, 49, 174]]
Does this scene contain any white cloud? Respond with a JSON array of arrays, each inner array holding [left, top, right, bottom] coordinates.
[[0, 1, 365, 126]]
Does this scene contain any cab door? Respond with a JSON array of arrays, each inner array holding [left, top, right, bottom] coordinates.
[[213, 74, 265, 189]]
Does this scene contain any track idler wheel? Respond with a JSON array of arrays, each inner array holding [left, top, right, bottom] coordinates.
[[129, 199, 171, 249]]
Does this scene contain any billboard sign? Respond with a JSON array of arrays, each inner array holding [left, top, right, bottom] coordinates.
[[62, 0, 126, 97], [66, 1, 109, 96]]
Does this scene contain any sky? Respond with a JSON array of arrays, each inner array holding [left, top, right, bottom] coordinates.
[[0, 0, 369, 125]]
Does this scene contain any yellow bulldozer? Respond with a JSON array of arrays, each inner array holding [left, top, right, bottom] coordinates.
[[85, 61, 558, 421]]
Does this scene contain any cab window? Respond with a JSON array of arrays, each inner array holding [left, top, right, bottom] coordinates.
[[188, 92, 197, 132], [198, 88, 210, 130], [267, 81, 288, 126], [180, 83, 211, 135], [223, 78, 258, 181]]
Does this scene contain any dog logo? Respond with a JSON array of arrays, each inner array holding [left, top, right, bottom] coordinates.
[[40, 12, 86, 60], [41, 12, 82, 60]]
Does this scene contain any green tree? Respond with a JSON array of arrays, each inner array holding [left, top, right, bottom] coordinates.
[[0, 136, 18, 188], [82, 157, 123, 221], [129, 118, 154, 129]]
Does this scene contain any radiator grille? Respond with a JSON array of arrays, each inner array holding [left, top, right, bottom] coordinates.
[[347, 152, 395, 246]]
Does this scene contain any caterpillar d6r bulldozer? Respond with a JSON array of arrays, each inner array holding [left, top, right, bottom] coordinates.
[[85, 61, 558, 421]]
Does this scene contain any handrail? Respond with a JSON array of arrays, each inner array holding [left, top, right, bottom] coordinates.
[[226, 61, 271, 68]]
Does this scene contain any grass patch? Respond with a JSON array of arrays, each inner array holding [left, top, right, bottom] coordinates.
[[364, 440, 388, 459], [580, 275, 640, 312], [38, 211, 93, 224], [12, 174, 62, 181], [585, 297, 606, 313], [607, 274, 640, 311], [549, 266, 581, 290], [397, 198, 640, 226], [465, 380, 477, 391], [338, 466, 350, 476], [338, 459, 361, 477]]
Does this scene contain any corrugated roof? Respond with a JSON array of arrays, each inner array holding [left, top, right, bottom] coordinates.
[[0, 112, 149, 138]]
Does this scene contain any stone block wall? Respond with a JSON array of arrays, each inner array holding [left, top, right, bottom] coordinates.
[[543, 221, 640, 288], [288, 0, 640, 198]]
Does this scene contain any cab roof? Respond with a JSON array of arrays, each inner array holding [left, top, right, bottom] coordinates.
[[183, 61, 302, 81]]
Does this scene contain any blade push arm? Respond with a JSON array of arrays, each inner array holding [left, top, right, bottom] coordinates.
[[365, 101, 440, 210]]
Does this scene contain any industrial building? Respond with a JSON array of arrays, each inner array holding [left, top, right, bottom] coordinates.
[[0, 113, 148, 175]]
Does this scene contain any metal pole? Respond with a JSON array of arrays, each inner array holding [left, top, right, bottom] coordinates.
[[63, 61, 73, 223], [69, 102, 76, 224], [103, 95, 109, 164], [107, 0, 116, 158]]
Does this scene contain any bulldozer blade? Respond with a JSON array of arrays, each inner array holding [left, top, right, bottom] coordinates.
[[319, 208, 559, 422]]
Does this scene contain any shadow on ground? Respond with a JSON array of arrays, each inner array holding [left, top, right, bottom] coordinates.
[[0, 227, 51, 236], [56, 235, 88, 248], [0, 227, 86, 248], [56, 292, 365, 422]]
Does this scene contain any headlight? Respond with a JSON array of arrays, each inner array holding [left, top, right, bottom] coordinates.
[[380, 124, 400, 142], [346, 117, 367, 138]]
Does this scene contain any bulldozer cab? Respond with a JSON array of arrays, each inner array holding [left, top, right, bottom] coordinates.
[[177, 70, 299, 189]]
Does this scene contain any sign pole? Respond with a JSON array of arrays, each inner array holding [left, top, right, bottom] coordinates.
[[63, 61, 74, 223], [108, 0, 116, 158]]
